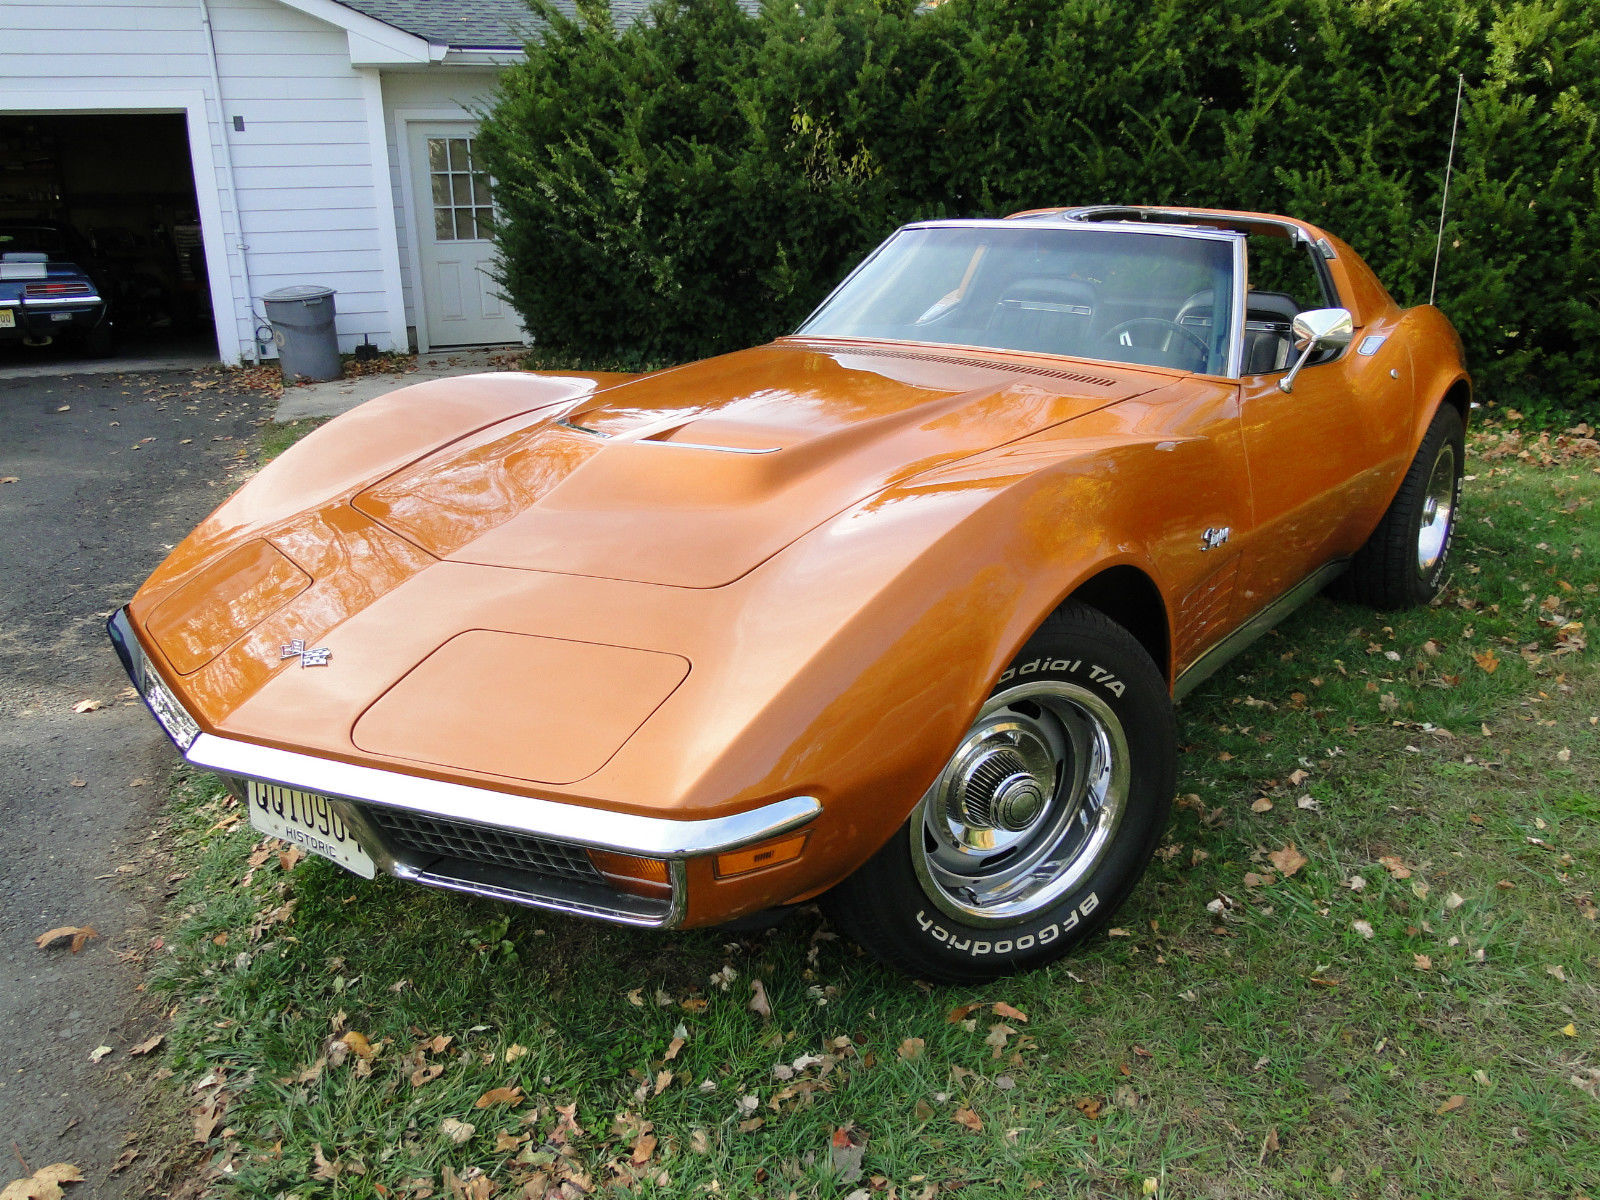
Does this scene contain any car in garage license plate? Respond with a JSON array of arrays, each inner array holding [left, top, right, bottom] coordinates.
[[246, 781, 376, 878]]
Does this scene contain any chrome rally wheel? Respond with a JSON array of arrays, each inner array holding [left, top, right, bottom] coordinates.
[[912, 681, 1130, 925], [823, 603, 1175, 981], [1416, 440, 1457, 577]]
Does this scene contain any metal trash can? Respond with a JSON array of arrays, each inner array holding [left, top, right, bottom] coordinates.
[[263, 285, 340, 382]]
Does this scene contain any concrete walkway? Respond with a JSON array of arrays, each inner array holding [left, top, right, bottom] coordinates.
[[274, 346, 525, 421]]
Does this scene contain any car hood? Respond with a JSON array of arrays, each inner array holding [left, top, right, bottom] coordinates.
[[351, 340, 1160, 588]]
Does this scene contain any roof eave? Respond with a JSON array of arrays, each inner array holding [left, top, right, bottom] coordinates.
[[272, 0, 434, 64]]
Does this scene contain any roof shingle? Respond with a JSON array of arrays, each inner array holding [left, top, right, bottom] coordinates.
[[331, 0, 656, 49]]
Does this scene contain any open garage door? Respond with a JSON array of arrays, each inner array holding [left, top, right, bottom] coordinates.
[[0, 112, 218, 370]]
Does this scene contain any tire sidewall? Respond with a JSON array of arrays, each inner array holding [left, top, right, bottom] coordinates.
[[1409, 409, 1465, 602], [864, 623, 1174, 979]]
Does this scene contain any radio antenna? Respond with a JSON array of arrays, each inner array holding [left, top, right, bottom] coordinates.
[[1429, 73, 1466, 306]]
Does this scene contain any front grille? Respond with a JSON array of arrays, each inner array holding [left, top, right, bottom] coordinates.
[[365, 808, 604, 883]]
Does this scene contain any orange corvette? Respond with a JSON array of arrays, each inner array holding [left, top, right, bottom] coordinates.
[[110, 207, 1469, 980]]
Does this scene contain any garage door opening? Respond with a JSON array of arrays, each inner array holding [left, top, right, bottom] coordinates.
[[0, 112, 217, 371]]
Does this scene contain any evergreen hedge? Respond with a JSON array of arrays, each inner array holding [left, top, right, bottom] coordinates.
[[476, 0, 1600, 420]]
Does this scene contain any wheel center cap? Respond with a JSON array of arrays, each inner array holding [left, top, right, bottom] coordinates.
[[992, 776, 1046, 831], [954, 747, 1050, 833]]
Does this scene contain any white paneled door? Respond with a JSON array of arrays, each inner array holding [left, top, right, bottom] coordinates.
[[407, 122, 522, 348]]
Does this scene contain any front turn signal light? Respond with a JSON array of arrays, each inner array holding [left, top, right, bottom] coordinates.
[[714, 833, 808, 878], [587, 850, 672, 898]]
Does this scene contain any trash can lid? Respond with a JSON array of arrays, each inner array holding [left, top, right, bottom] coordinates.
[[263, 284, 335, 302]]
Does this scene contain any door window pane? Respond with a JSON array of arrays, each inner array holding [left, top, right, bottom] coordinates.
[[426, 135, 495, 242]]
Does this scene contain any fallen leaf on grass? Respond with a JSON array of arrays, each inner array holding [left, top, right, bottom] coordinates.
[[474, 1085, 524, 1108], [1251, 797, 1273, 813], [1436, 1094, 1465, 1115], [947, 1003, 981, 1023], [992, 1001, 1029, 1023], [310, 1144, 339, 1181], [1413, 954, 1433, 972], [1259, 1127, 1280, 1162], [1267, 843, 1308, 878], [440, 1117, 475, 1145], [128, 1034, 163, 1056], [1561, 1023, 1578, 1038], [898, 1037, 924, 1061], [89, 1045, 112, 1063], [35, 926, 97, 953], [1352, 920, 1375, 940], [748, 979, 772, 1020], [1546, 964, 1567, 982], [984, 1023, 1016, 1057], [1378, 855, 1413, 880], [339, 1031, 375, 1059], [828, 1127, 867, 1183], [504, 1042, 528, 1063], [952, 1107, 984, 1132], [410, 1064, 443, 1088], [1472, 649, 1499, 674], [631, 1132, 658, 1166], [1074, 1096, 1104, 1120], [1445, 892, 1465, 910]]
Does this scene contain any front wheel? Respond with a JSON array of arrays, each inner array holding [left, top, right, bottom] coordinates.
[[822, 604, 1175, 981]]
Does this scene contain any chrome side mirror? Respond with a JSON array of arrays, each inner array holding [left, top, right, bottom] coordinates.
[[1277, 307, 1354, 393]]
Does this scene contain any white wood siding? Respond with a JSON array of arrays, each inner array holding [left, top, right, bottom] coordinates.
[[0, 0, 414, 361]]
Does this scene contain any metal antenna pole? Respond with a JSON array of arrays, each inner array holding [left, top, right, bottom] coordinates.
[[1430, 73, 1466, 307]]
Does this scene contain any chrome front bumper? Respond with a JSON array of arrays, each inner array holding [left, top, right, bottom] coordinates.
[[107, 608, 820, 928]]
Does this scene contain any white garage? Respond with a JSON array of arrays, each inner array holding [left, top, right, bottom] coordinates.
[[1, 0, 544, 364]]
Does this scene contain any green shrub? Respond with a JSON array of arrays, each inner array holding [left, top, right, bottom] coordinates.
[[477, 0, 1600, 421]]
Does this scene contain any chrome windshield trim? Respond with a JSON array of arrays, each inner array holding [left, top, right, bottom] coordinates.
[[186, 737, 820, 858], [555, 417, 609, 437], [1226, 237, 1247, 379]]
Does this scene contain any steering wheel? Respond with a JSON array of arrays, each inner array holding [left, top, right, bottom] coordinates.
[[1099, 318, 1211, 371]]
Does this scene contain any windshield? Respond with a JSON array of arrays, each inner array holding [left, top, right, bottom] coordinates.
[[797, 225, 1237, 376]]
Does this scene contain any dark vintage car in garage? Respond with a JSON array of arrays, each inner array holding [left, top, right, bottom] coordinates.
[[0, 222, 113, 355]]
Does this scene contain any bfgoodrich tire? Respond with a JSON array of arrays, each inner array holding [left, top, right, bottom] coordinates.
[[822, 603, 1175, 982], [1337, 404, 1465, 609]]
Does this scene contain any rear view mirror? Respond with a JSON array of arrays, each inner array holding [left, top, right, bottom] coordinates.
[[1278, 307, 1354, 393]]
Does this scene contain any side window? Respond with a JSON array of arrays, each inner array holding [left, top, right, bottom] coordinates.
[[1241, 234, 1339, 375]]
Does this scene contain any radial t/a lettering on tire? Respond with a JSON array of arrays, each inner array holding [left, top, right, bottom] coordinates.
[[823, 603, 1176, 981]]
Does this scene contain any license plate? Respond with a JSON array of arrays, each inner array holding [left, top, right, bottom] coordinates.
[[0, 309, 13, 328], [50, 312, 73, 322], [246, 782, 376, 878]]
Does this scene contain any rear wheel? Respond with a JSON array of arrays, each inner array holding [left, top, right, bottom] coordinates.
[[822, 604, 1175, 981], [1338, 404, 1464, 609]]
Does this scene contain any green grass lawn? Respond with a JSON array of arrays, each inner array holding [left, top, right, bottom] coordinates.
[[145, 426, 1598, 1199]]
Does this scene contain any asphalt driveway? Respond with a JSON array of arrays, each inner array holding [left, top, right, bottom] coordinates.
[[0, 368, 261, 1193]]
